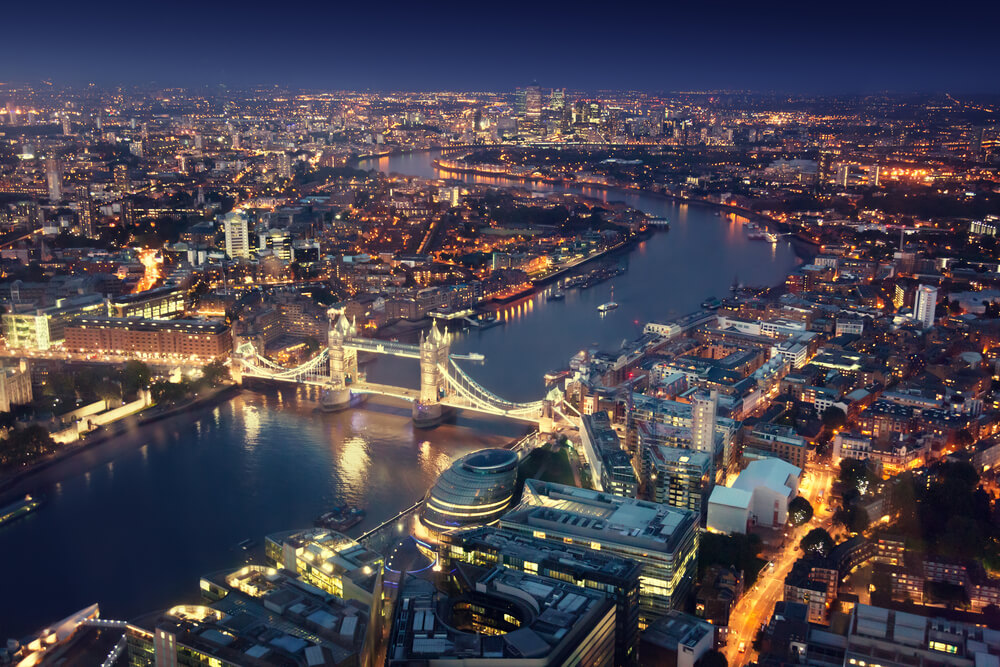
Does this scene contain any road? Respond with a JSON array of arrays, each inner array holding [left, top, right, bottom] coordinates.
[[723, 462, 837, 665]]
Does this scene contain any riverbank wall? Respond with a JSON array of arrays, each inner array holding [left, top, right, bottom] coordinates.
[[0, 384, 241, 501]]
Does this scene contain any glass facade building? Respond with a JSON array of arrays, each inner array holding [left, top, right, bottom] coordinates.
[[420, 448, 519, 534]]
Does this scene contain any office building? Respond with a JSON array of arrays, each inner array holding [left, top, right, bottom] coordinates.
[[127, 565, 370, 666], [223, 211, 250, 259], [502, 479, 699, 625], [387, 564, 617, 666], [439, 526, 642, 667], [2, 293, 106, 350], [420, 448, 519, 535], [108, 285, 186, 319], [260, 228, 293, 261], [264, 528, 383, 605], [843, 604, 1000, 667], [582, 412, 639, 497], [914, 284, 938, 329], [637, 611, 714, 667]]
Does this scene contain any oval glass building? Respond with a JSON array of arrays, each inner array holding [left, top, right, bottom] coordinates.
[[421, 449, 520, 535]]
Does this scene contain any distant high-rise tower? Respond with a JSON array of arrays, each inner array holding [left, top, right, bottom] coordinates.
[[224, 211, 250, 259], [525, 84, 542, 118], [691, 391, 718, 458], [549, 88, 565, 110], [46, 158, 62, 201], [277, 152, 293, 179], [914, 284, 938, 329], [61, 115, 72, 136], [114, 164, 130, 194], [76, 186, 94, 238]]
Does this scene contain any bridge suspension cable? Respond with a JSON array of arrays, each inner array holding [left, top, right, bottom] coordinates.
[[441, 358, 543, 416]]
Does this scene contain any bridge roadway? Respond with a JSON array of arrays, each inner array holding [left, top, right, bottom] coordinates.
[[344, 337, 420, 359]]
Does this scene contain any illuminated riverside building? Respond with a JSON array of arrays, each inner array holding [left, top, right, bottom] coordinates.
[[388, 565, 616, 666], [264, 528, 383, 605], [1, 293, 106, 350], [419, 448, 519, 535], [500, 479, 699, 626], [438, 525, 642, 666], [127, 565, 370, 666], [64, 317, 232, 360], [108, 285, 186, 319]]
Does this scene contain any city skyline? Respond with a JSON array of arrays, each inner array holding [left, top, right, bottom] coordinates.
[[0, 19, 999, 664]]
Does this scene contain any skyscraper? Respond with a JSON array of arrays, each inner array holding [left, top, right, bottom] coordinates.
[[223, 211, 250, 259], [46, 158, 62, 201], [277, 152, 292, 179], [525, 84, 542, 118], [914, 284, 938, 329], [114, 164, 129, 194], [549, 88, 566, 110], [76, 186, 93, 238], [691, 390, 718, 458]]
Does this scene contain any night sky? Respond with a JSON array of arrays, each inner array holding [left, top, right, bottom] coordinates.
[[2, 0, 998, 92]]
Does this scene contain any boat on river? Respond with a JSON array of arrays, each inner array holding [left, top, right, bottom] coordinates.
[[597, 286, 619, 312], [0, 494, 45, 528], [314, 505, 366, 532]]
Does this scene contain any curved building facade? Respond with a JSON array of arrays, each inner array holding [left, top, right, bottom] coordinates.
[[420, 449, 519, 534]]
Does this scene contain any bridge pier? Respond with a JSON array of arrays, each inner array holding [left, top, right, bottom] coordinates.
[[412, 401, 447, 428], [320, 387, 352, 412]]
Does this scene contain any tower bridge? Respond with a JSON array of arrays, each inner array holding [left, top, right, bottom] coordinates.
[[233, 312, 559, 429]]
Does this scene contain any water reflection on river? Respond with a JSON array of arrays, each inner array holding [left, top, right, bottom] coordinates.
[[0, 390, 523, 637], [359, 149, 801, 402], [1, 149, 800, 638]]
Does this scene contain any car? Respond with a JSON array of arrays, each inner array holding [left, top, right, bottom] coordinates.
[[739, 641, 747, 653]]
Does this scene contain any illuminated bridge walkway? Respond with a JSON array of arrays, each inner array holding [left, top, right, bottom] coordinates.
[[232, 313, 559, 425]]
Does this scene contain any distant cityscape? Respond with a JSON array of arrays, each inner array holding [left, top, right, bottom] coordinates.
[[0, 83, 999, 667]]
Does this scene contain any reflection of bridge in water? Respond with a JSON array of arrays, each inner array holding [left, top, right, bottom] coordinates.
[[233, 312, 568, 429]]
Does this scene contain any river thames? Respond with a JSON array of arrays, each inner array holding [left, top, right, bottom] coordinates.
[[0, 150, 799, 637]]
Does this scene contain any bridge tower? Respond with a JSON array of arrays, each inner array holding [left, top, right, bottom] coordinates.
[[414, 321, 450, 427], [322, 312, 358, 412]]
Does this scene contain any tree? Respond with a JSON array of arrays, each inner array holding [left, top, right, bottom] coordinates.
[[121, 360, 151, 397], [838, 458, 876, 499], [789, 496, 814, 526], [0, 425, 57, 467], [200, 360, 229, 387], [800, 528, 835, 557], [696, 650, 728, 667], [698, 532, 766, 585], [833, 505, 869, 534], [821, 406, 847, 429]]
